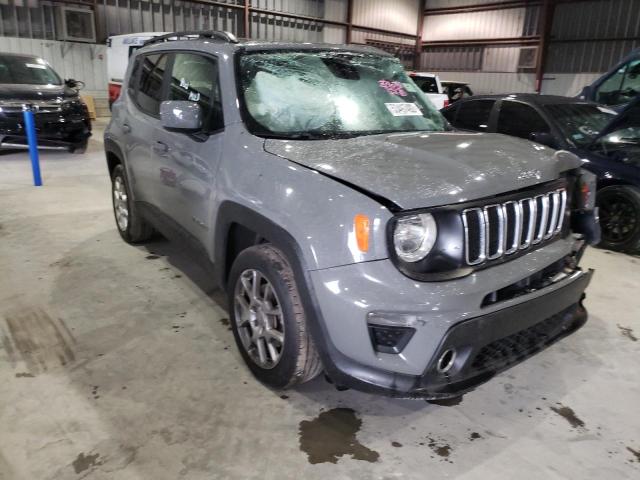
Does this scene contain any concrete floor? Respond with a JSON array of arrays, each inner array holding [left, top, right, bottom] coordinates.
[[1, 121, 639, 480]]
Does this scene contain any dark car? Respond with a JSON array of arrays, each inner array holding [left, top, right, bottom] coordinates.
[[0, 53, 91, 152], [442, 94, 640, 252], [441, 81, 473, 103]]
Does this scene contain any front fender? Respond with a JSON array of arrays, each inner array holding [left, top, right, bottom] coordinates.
[[211, 131, 394, 274]]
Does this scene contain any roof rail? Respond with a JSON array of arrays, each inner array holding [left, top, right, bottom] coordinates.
[[143, 30, 239, 47]]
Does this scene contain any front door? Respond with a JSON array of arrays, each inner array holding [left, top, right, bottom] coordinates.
[[152, 52, 225, 245]]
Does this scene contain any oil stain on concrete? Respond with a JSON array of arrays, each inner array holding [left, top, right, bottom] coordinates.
[[550, 404, 585, 429], [617, 324, 638, 342], [427, 437, 452, 459], [298, 408, 379, 464], [72, 452, 101, 474]]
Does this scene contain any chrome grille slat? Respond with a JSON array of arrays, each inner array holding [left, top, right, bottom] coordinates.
[[545, 191, 560, 238], [461, 207, 487, 265], [504, 201, 520, 255], [462, 187, 566, 267], [555, 190, 567, 234], [484, 204, 506, 260]]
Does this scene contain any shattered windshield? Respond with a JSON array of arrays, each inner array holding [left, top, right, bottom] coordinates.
[[238, 50, 448, 139]]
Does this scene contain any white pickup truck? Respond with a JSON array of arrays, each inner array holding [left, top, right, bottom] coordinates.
[[408, 72, 450, 110], [106, 32, 166, 107]]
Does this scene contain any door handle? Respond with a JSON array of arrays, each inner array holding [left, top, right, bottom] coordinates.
[[122, 123, 131, 134], [153, 141, 169, 155]]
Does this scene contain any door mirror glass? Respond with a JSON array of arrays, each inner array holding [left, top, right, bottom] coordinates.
[[529, 131, 558, 149], [160, 100, 202, 130]]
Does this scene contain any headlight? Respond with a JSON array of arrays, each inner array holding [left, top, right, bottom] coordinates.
[[393, 213, 437, 262]]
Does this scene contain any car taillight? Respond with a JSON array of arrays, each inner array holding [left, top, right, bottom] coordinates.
[[108, 83, 122, 103]]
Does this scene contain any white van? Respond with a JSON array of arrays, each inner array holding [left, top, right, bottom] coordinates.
[[107, 32, 166, 107]]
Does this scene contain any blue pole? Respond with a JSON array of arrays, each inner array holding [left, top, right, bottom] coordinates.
[[22, 107, 42, 187]]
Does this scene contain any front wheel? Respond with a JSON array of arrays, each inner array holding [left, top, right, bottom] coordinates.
[[228, 244, 323, 389], [597, 185, 640, 253]]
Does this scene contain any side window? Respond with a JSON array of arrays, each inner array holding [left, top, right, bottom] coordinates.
[[168, 53, 224, 132], [455, 100, 495, 131], [497, 101, 549, 140], [136, 53, 168, 116], [596, 66, 625, 105], [412, 76, 439, 93], [617, 60, 640, 105]]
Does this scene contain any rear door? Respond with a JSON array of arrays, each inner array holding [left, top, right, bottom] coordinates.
[[122, 52, 170, 209]]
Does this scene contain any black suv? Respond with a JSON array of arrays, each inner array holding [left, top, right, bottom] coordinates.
[[0, 53, 91, 152], [443, 94, 640, 252]]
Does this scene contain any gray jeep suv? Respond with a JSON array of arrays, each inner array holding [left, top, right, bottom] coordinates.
[[104, 31, 599, 399]]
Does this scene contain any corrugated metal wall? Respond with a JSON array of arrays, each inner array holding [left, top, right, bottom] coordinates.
[[425, 0, 514, 7], [423, 8, 534, 41], [0, 0, 424, 97], [353, 0, 418, 35], [547, 0, 640, 73], [421, 2, 541, 75], [418, 0, 640, 96], [0, 0, 424, 45]]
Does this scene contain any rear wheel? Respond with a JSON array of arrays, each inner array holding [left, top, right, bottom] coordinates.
[[111, 164, 154, 244], [228, 244, 323, 389], [597, 185, 640, 252]]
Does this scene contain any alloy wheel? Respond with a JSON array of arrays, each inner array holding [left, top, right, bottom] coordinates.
[[233, 269, 285, 369], [113, 176, 129, 232]]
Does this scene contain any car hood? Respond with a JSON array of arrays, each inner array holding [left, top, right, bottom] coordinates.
[[264, 131, 581, 210], [0, 83, 78, 101]]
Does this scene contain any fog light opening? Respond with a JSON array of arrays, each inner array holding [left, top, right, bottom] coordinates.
[[437, 348, 457, 374]]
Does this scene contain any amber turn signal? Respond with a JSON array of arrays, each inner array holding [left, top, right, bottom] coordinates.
[[354, 214, 370, 252]]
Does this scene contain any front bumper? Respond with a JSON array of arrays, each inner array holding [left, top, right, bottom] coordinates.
[[0, 110, 91, 150], [304, 238, 593, 398], [320, 269, 591, 398]]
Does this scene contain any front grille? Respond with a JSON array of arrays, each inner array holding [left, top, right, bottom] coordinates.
[[461, 187, 567, 265], [0, 101, 65, 114]]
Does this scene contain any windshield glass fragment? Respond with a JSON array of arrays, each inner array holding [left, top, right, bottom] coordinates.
[[238, 50, 448, 139]]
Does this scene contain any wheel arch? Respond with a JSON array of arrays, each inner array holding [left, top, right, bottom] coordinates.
[[213, 201, 309, 289], [104, 138, 125, 176], [596, 173, 640, 191]]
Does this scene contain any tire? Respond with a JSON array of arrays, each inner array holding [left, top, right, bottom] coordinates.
[[228, 244, 323, 389], [111, 164, 154, 244], [71, 139, 88, 154], [597, 185, 640, 253]]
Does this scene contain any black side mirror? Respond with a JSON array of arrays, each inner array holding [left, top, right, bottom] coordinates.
[[579, 85, 592, 100], [65, 78, 85, 90], [530, 131, 558, 149]]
